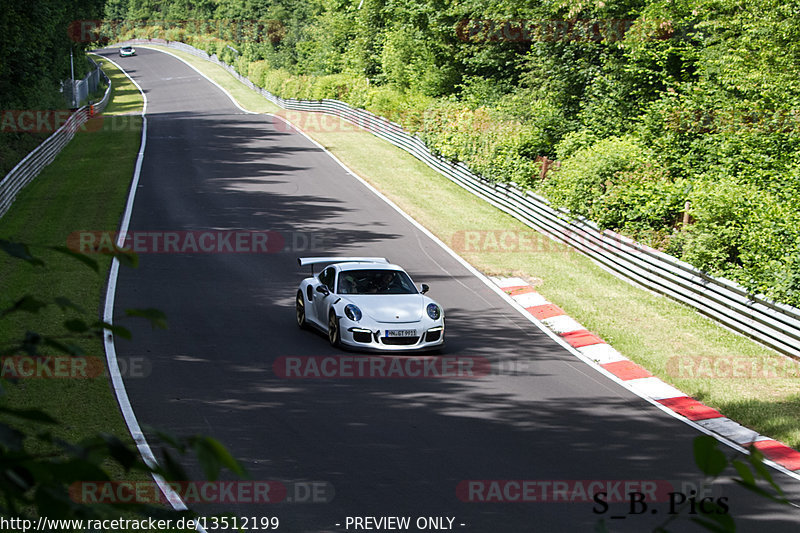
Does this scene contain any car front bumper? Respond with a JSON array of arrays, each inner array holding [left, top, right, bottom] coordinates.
[[341, 322, 444, 352]]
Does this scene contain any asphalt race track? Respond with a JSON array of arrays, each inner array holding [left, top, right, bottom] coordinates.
[[95, 47, 800, 532]]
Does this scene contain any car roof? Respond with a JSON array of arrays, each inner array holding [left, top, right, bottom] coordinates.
[[334, 262, 405, 272]]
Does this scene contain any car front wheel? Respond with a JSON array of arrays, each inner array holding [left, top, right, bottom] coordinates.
[[296, 291, 307, 329], [328, 311, 341, 347]]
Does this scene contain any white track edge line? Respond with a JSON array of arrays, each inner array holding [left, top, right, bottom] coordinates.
[[137, 46, 258, 116], [97, 53, 208, 531]]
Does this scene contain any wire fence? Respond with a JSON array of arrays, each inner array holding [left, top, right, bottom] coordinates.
[[0, 64, 111, 220], [104, 41, 800, 359], [64, 57, 104, 108]]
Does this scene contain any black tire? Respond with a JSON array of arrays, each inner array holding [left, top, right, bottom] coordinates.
[[296, 291, 307, 329], [328, 311, 341, 347]]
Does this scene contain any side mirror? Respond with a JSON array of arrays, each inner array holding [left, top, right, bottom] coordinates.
[[420, 283, 429, 294], [316, 285, 330, 296]]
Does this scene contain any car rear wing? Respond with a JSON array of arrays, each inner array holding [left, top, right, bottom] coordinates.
[[298, 256, 389, 274]]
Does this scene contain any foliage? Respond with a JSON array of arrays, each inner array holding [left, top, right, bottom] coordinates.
[[98, 0, 800, 307], [597, 434, 795, 532], [0, 0, 105, 110], [541, 136, 651, 215], [0, 239, 247, 523], [0, 0, 107, 176]]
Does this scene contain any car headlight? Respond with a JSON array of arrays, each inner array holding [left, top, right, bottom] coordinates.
[[426, 303, 441, 320], [344, 304, 362, 321]]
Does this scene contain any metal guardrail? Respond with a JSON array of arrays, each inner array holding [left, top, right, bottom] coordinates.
[[124, 40, 800, 359], [0, 66, 111, 220]]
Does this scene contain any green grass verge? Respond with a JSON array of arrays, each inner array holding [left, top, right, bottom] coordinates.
[[0, 56, 144, 460], [151, 45, 800, 449]]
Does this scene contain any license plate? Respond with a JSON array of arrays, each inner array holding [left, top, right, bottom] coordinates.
[[385, 329, 417, 337]]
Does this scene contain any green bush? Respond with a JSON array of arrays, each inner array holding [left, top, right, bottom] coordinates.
[[734, 194, 800, 304], [417, 100, 562, 187], [555, 130, 600, 160], [592, 165, 688, 246], [539, 136, 652, 218], [680, 178, 756, 283], [247, 60, 271, 88], [260, 68, 294, 96]]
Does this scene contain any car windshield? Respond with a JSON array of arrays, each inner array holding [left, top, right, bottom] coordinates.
[[337, 269, 417, 295]]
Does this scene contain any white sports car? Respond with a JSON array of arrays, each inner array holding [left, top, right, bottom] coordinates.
[[296, 257, 445, 351]]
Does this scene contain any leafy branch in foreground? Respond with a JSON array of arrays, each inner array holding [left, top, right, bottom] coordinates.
[[682, 435, 798, 532], [0, 238, 153, 356], [597, 434, 797, 533], [0, 238, 247, 526]]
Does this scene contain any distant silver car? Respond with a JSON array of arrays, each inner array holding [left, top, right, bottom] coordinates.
[[296, 257, 445, 351], [119, 46, 136, 57]]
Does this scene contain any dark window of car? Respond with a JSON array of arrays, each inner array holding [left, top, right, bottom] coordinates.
[[319, 267, 335, 292], [337, 269, 417, 295]]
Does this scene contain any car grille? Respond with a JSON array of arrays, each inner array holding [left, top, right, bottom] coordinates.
[[381, 336, 420, 346]]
